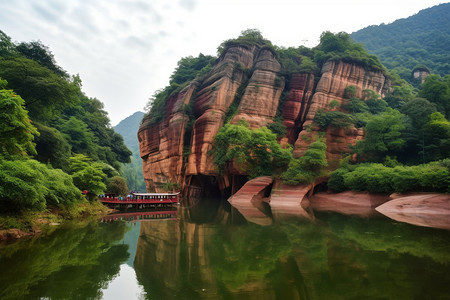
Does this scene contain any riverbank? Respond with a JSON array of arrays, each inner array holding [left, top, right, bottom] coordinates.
[[0, 201, 112, 242]]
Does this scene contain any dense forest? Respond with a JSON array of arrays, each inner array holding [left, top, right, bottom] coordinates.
[[0, 30, 131, 216], [351, 3, 450, 82], [146, 26, 450, 194]]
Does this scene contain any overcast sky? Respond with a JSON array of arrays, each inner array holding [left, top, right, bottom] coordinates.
[[0, 0, 446, 125]]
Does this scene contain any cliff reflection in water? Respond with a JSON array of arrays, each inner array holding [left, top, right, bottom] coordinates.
[[133, 199, 450, 300], [1, 201, 449, 299]]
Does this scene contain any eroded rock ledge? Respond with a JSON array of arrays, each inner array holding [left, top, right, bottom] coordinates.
[[226, 177, 450, 230], [376, 194, 450, 230]]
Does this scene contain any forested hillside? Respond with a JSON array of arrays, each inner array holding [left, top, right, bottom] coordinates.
[[114, 111, 146, 191], [0, 30, 131, 213], [351, 3, 450, 81]]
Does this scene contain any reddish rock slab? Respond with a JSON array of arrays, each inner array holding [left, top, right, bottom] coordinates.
[[310, 191, 389, 217], [228, 176, 273, 225], [376, 194, 450, 230], [270, 182, 314, 219]]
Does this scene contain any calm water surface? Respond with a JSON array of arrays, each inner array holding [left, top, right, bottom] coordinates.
[[1, 200, 450, 300]]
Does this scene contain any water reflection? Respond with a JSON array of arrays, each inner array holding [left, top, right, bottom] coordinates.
[[0, 201, 449, 300], [0, 221, 129, 300]]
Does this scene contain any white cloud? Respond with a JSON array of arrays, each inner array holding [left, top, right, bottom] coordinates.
[[0, 0, 445, 125]]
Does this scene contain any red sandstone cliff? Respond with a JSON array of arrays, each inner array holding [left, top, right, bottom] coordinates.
[[138, 45, 390, 197]]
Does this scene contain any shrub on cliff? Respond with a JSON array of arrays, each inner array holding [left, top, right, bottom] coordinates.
[[217, 29, 274, 55], [281, 137, 328, 185], [144, 53, 215, 125], [212, 121, 292, 178], [314, 31, 386, 73]]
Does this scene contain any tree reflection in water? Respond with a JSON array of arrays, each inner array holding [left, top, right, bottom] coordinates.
[[0, 200, 449, 300], [133, 200, 450, 300], [0, 221, 129, 300]]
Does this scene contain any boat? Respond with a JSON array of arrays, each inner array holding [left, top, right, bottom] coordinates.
[[99, 192, 180, 209]]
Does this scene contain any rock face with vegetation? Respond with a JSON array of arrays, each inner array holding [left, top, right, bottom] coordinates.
[[138, 30, 391, 197]]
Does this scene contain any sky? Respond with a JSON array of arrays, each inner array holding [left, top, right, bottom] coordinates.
[[0, 0, 446, 126]]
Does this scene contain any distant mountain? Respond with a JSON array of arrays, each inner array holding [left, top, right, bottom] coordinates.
[[114, 111, 145, 153], [114, 111, 146, 192], [351, 3, 450, 79]]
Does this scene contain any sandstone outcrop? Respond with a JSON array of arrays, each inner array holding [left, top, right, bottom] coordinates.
[[375, 194, 450, 230], [294, 60, 388, 158], [228, 176, 273, 225], [269, 181, 314, 218], [310, 191, 389, 217], [138, 43, 390, 197]]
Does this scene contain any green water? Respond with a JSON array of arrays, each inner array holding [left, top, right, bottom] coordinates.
[[1, 201, 450, 300]]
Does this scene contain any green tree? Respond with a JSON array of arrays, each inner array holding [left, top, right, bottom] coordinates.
[[107, 176, 129, 196], [213, 121, 292, 178], [0, 159, 82, 212], [354, 108, 406, 161], [423, 112, 450, 161], [69, 154, 107, 200], [401, 98, 437, 129], [0, 30, 15, 57], [60, 116, 97, 157], [0, 85, 39, 158], [314, 31, 385, 72], [419, 74, 450, 119], [383, 82, 415, 109], [281, 138, 328, 185], [33, 122, 71, 170], [16, 41, 68, 77], [0, 56, 79, 122]]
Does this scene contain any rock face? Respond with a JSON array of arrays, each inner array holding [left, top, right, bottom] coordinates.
[[375, 194, 450, 230], [228, 176, 273, 225], [138, 44, 390, 196], [310, 191, 389, 217], [294, 60, 388, 158]]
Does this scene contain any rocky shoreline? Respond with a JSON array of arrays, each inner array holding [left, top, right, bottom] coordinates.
[[0, 202, 113, 243], [227, 177, 450, 230]]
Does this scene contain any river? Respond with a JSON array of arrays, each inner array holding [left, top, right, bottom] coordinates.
[[0, 199, 449, 299]]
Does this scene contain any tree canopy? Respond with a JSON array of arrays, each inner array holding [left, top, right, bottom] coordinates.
[[212, 121, 292, 178], [0, 84, 39, 158]]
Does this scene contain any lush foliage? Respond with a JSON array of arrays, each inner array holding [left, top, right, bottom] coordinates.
[[106, 176, 129, 196], [275, 46, 319, 75], [353, 108, 406, 161], [418, 74, 450, 119], [351, 3, 450, 81], [0, 85, 39, 158], [69, 154, 107, 200], [212, 121, 292, 178], [0, 159, 82, 212], [314, 31, 386, 72], [0, 30, 131, 213], [328, 160, 450, 193], [217, 29, 274, 55], [281, 138, 328, 185]]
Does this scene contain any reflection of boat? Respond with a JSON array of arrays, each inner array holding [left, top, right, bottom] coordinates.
[[101, 210, 178, 222], [99, 192, 180, 209]]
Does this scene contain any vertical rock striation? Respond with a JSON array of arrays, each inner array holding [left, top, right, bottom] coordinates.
[[294, 61, 389, 159], [138, 46, 389, 195]]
